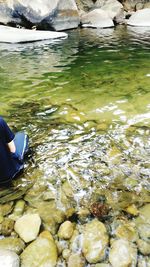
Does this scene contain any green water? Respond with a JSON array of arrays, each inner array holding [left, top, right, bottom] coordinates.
[[0, 26, 150, 209]]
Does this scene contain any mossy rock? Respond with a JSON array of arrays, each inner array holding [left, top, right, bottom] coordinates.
[[1, 218, 15, 236]]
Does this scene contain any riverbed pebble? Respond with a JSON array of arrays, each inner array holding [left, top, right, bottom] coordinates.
[[137, 239, 150, 255], [82, 219, 109, 263], [9, 200, 25, 220], [68, 253, 85, 267], [109, 239, 137, 267], [58, 221, 74, 240], [21, 231, 58, 267], [0, 249, 20, 267], [0, 237, 25, 254], [14, 213, 41, 243], [1, 218, 14, 236]]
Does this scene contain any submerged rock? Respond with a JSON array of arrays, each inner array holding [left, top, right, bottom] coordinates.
[[0, 237, 25, 255], [114, 221, 138, 242], [68, 253, 85, 267], [14, 214, 41, 243], [37, 202, 65, 235], [135, 204, 150, 241], [90, 202, 109, 219], [127, 8, 150, 26], [125, 204, 139, 216], [82, 219, 109, 263], [0, 249, 20, 267], [137, 239, 150, 256], [1, 218, 15, 236], [9, 200, 25, 221], [58, 221, 74, 240], [81, 9, 114, 28], [109, 239, 137, 267], [21, 231, 58, 267], [0, 202, 14, 216]]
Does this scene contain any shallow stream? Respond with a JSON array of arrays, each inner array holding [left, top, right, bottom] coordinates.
[[0, 25, 150, 265]]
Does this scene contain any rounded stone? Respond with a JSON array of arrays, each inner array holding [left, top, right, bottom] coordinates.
[[109, 239, 137, 267], [58, 221, 74, 240], [68, 253, 85, 267], [21, 231, 58, 267], [1, 218, 15, 236], [0, 249, 20, 267], [127, 8, 150, 27], [137, 239, 150, 255], [82, 219, 109, 263]]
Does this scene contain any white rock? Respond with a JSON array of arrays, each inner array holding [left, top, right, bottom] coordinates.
[[109, 239, 137, 267], [94, 0, 124, 20], [0, 249, 19, 267], [0, 25, 68, 43], [127, 8, 150, 27], [81, 9, 114, 28], [14, 214, 41, 243], [0, 0, 79, 31]]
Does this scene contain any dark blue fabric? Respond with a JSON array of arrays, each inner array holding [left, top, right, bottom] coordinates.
[[0, 117, 26, 184], [14, 132, 29, 161]]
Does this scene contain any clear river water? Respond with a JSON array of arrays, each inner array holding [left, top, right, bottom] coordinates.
[[0, 25, 149, 226]]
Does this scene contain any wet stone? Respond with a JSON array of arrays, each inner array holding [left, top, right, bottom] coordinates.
[[137, 239, 150, 256], [0, 249, 20, 267], [114, 221, 138, 242], [58, 221, 74, 240], [0, 237, 25, 255], [62, 248, 71, 260], [14, 214, 41, 243], [21, 231, 58, 267], [82, 219, 109, 263], [125, 204, 139, 216], [109, 239, 137, 267], [68, 253, 85, 267], [0, 202, 14, 216], [37, 202, 65, 235], [1, 218, 15, 236], [9, 200, 25, 220]]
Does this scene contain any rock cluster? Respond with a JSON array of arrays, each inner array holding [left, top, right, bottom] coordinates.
[[0, 0, 150, 30], [0, 198, 149, 266]]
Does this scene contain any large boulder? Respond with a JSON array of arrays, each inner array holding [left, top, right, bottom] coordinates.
[[0, 25, 68, 43], [76, 0, 94, 11], [0, 0, 79, 31], [81, 9, 114, 28], [94, 0, 124, 21], [0, 249, 20, 267], [127, 8, 150, 26]]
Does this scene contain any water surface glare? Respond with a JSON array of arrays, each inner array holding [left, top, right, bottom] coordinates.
[[0, 26, 150, 212]]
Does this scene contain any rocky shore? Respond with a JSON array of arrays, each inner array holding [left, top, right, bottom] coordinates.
[[0, 0, 150, 31], [0, 194, 149, 266]]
